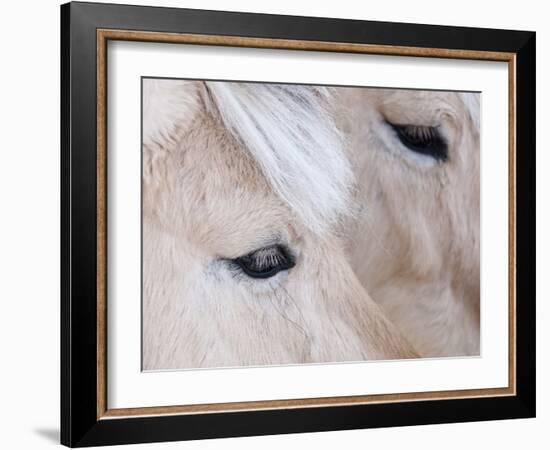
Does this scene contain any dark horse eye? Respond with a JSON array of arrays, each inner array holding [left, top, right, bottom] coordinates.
[[233, 245, 295, 279], [388, 122, 448, 161]]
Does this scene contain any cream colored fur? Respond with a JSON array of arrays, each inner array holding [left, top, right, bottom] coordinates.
[[337, 88, 480, 357], [142, 79, 417, 370]]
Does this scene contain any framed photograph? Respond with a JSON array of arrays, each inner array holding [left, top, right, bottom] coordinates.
[[60, 1, 536, 447]]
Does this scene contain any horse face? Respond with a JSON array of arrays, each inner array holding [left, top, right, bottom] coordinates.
[[142, 80, 416, 370], [340, 88, 480, 357]]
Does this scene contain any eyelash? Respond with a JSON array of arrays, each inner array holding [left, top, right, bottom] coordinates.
[[387, 122, 448, 162], [228, 245, 295, 280]]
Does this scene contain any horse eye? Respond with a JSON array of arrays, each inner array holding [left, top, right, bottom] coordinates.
[[232, 245, 295, 279], [388, 122, 448, 161]]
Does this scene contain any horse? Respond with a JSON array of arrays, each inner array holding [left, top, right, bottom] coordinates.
[[337, 87, 480, 357], [141, 79, 418, 370]]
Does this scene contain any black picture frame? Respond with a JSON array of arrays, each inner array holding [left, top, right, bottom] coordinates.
[[61, 1, 536, 447]]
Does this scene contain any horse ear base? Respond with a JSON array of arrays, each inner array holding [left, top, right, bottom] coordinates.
[[142, 78, 202, 148]]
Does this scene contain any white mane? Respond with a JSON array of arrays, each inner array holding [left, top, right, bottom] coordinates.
[[204, 82, 353, 234]]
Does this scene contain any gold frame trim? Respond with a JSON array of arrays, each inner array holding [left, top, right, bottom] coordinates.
[[96, 29, 517, 420]]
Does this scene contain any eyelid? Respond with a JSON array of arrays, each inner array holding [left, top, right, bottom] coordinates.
[[386, 121, 448, 162], [229, 244, 296, 280]]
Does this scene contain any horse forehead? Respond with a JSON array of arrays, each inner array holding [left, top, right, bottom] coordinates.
[[338, 88, 468, 127], [181, 113, 269, 191], [379, 90, 465, 113], [177, 116, 293, 254]]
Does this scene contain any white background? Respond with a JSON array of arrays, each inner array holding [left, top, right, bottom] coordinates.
[[0, 0, 546, 449], [109, 43, 509, 408]]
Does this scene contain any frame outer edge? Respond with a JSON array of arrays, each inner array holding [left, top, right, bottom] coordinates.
[[60, 2, 72, 446], [514, 32, 536, 416], [63, 2, 103, 447], [61, 2, 536, 446]]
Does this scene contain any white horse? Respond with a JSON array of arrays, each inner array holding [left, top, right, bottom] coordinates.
[[337, 87, 480, 357], [141, 79, 417, 370]]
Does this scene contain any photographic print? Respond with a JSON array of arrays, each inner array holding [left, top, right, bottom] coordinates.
[[141, 79, 480, 371]]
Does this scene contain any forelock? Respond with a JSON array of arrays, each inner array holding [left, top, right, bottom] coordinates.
[[203, 81, 353, 234]]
